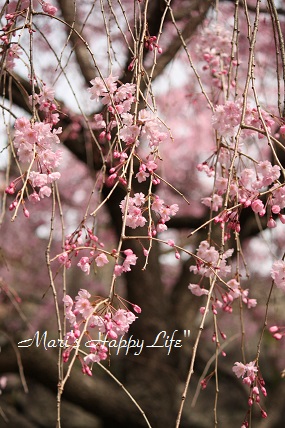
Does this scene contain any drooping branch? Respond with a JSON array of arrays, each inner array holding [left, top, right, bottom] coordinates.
[[146, 0, 213, 81], [56, 0, 96, 85]]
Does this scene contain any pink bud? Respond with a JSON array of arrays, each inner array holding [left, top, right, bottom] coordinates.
[[85, 366, 92, 376], [269, 325, 279, 333], [267, 218, 276, 228], [261, 410, 267, 418], [133, 304, 142, 314], [271, 205, 280, 214], [227, 294, 234, 302], [259, 209, 266, 217], [74, 329, 81, 338], [63, 351, 69, 362], [23, 208, 30, 218], [175, 251, 180, 260], [118, 177, 127, 185], [99, 131, 106, 140], [243, 377, 252, 386], [107, 330, 118, 339], [273, 333, 283, 340], [248, 398, 253, 406]]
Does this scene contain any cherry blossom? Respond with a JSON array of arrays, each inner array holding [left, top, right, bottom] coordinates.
[[271, 260, 285, 291], [95, 253, 109, 267], [77, 257, 91, 275]]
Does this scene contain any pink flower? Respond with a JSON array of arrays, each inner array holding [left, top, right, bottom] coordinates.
[[188, 283, 209, 296], [247, 298, 257, 309], [95, 253, 109, 267], [271, 260, 285, 291], [122, 249, 138, 272], [120, 124, 140, 145], [29, 192, 41, 203], [232, 362, 247, 378], [59, 252, 69, 266], [75, 295, 93, 318], [135, 169, 149, 182], [77, 289, 91, 299], [133, 192, 145, 206], [201, 194, 223, 211], [63, 295, 73, 311], [245, 361, 258, 378], [251, 199, 264, 214], [77, 257, 91, 275], [114, 264, 124, 276], [88, 77, 107, 102], [39, 185, 52, 198]]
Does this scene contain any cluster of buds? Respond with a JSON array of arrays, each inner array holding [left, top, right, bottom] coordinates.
[[144, 35, 162, 53], [269, 325, 285, 340], [1, 13, 15, 44], [233, 361, 267, 422]]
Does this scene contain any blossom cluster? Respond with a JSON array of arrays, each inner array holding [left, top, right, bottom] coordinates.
[[63, 289, 140, 375], [200, 99, 282, 238], [199, 147, 284, 237], [233, 361, 267, 421], [190, 240, 233, 279], [196, 25, 237, 90], [119, 192, 179, 233], [212, 100, 276, 140], [57, 225, 138, 277], [1, 3, 57, 70], [6, 95, 62, 215], [188, 241, 257, 312], [89, 75, 168, 151]]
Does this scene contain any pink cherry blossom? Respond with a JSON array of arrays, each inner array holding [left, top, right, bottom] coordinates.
[[95, 253, 109, 267], [232, 362, 247, 378], [77, 257, 91, 275], [271, 260, 285, 291], [188, 283, 209, 296]]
